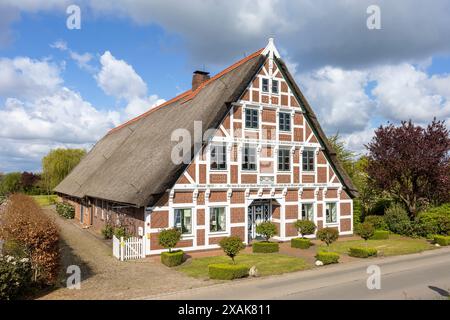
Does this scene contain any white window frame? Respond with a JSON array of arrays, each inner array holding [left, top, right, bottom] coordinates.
[[208, 206, 228, 235], [242, 143, 258, 172], [325, 202, 338, 225], [277, 148, 291, 172], [173, 207, 195, 237], [244, 107, 259, 130], [210, 143, 227, 171]]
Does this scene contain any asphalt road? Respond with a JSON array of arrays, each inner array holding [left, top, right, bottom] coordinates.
[[151, 247, 450, 300]]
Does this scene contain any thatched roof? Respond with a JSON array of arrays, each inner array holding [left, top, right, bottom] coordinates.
[[55, 46, 357, 207]]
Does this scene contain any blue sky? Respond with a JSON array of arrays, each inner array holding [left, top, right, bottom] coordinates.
[[1, 1, 450, 172]]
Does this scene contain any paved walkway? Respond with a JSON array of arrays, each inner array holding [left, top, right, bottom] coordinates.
[[39, 208, 208, 300]]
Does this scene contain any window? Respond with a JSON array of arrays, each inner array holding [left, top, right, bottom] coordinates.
[[279, 112, 291, 131], [210, 144, 227, 170], [302, 150, 315, 172], [272, 79, 279, 94], [174, 208, 192, 235], [301, 203, 314, 221], [245, 108, 259, 129], [262, 78, 269, 92], [278, 148, 290, 171], [242, 144, 257, 171], [210, 207, 226, 232], [326, 203, 337, 224]]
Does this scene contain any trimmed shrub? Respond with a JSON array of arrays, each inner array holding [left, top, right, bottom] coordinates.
[[356, 221, 375, 241], [101, 224, 114, 240], [370, 230, 390, 240], [252, 241, 279, 253], [384, 204, 412, 236], [158, 228, 182, 253], [315, 251, 340, 265], [415, 205, 450, 237], [55, 202, 75, 219], [255, 221, 277, 241], [291, 238, 311, 249], [433, 235, 450, 246], [219, 236, 246, 263], [316, 227, 339, 246], [208, 263, 249, 280], [294, 220, 316, 238], [349, 247, 378, 258], [364, 215, 388, 230], [0, 255, 32, 300], [161, 250, 184, 267], [0, 194, 59, 285]]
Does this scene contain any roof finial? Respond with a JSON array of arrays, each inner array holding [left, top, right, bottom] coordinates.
[[262, 37, 280, 58]]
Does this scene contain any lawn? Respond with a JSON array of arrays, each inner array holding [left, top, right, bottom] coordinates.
[[32, 195, 58, 207], [319, 234, 435, 256], [177, 253, 312, 279]]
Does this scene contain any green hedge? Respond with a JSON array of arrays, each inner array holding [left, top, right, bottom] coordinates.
[[348, 247, 378, 258], [161, 250, 184, 267], [433, 235, 450, 246], [315, 251, 340, 264], [370, 230, 390, 240], [252, 241, 279, 253], [208, 263, 249, 280], [291, 238, 312, 249]]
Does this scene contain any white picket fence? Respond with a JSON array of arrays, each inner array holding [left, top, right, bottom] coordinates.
[[113, 235, 145, 261]]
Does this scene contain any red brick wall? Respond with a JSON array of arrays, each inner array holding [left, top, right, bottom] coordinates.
[[231, 207, 245, 223]]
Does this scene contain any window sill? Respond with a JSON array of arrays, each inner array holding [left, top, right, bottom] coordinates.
[[210, 169, 228, 173], [208, 231, 229, 237]]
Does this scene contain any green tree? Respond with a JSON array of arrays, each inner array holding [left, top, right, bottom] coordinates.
[[328, 133, 356, 179], [42, 148, 86, 192], [256, 221, 277, 241], [0, 172, 22, 195]]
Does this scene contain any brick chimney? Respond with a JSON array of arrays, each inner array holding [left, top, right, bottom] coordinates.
[[192, 70, 210, 91]]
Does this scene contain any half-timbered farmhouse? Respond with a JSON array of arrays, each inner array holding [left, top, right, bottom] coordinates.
[[55, 39, 357, 255]]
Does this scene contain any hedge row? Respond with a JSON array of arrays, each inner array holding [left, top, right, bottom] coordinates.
[[291, 238, 312, 249], [315, 251, 340, 265], [348, 247, 378, 258], [252, 241, 279, 253], [161, 250, 184, 267], [370, 230, 389, 240], [0, 194, 60, 285], [434, 235, 450, 246], [208, 263, 249, 280]]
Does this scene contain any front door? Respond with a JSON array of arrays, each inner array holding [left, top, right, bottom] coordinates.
[[247, 200, 271, 241]]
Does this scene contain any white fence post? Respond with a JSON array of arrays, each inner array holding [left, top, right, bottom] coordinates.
[[113, 235, 145, 261], [120, 236, 124, 261]]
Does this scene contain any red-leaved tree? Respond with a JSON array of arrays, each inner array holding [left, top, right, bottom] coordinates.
[[366, 120, 450, 217]]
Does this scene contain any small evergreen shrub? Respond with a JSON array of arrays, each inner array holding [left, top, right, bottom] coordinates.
[[370, 230, 390, 240], [208, 263, 249, 280], [294, 220, 316, 238], [433, 235, 450, 246], [316, 227, 339, 246], [291, 238, 312, 249], [55, 202, 75, 219], [158, 228, 182, 253], [356, 221, 375, 241], [315, 251, 340, 264], [101, 224, 114, 239], [364, 215, 388, 230], [255, 221, 277, 241], [219, 236, 246, 264], [252, 241, 279, 253], [161, 250, 184, 267], [0, 255, 32, 300], [384, 204, 412, 235], [348, 247, 378, 258]]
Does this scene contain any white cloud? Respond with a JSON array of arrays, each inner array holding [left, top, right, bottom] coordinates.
[[50, 40, 96, 73], [0, 56, 62, 99], [0, 56, 120, 172], [96, 51, 147, 100], [371, 64, 450, 123], [96, 51, 164, 118], [298, 66, 375, 134]]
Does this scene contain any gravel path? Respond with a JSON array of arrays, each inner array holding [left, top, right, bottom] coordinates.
[[39, 208, 207, 300]]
